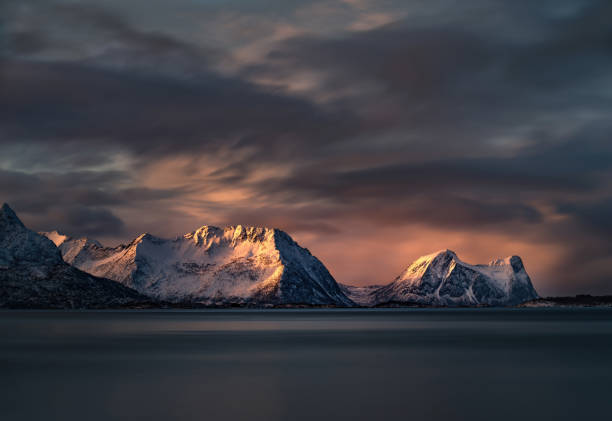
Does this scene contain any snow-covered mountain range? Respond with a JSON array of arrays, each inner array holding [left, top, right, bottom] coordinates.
[[343, 250, 539, 306], [43, 226, 353, 306], [2, 201, 539, 308], [0, 204, 145, 308]]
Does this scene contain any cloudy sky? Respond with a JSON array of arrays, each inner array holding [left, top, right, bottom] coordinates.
[[2, 0, 612, 295]]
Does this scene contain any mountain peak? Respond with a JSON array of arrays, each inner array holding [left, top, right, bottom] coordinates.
[[430, 249, 458, 259], [1, 205, 63, 268], [403, 249, 459, 277], [226, 225, 283, 242], [487, 255, 525, 272], [411, 249, 458, 264], [133, 232, 162, 245], [0, 203, 25, 229], [185, 224, 289, 248], [135, 232, 151, 241], [51, 222, 352, 306], [371, 249, 538, 306]]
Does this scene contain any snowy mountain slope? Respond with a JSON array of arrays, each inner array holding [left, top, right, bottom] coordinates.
[[0, 204, 146, 308], [41, 230, 103, 268], [370, 250, 539, 306], [44, 225, 353, 306], [339, 284, 384, 306]]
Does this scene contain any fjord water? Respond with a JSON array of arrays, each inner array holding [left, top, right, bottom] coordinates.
[[2, 309, 612, 421]]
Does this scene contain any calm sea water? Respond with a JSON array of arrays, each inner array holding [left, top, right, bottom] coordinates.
[[1, 308, 612, 421]]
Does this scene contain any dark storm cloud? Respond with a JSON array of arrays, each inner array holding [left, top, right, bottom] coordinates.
[[252, 2, 612, 132], [223, 196, 542, 232], [247, 130, 612, 227], [0, 58, 359, 160], [0, 168, 184, 236], [0, 169, 185, 209], [1, 0, 361, 167], [2, 1, 217, 67], [558, 197, 612, 237], [50, 205, 126, 237], [4, 30, 48, 55]]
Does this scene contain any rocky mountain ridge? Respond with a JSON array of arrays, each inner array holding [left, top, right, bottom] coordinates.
[[0, 204, 146, 308]]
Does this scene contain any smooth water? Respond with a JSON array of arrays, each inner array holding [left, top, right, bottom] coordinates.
[[1, 308, 612, 421]]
